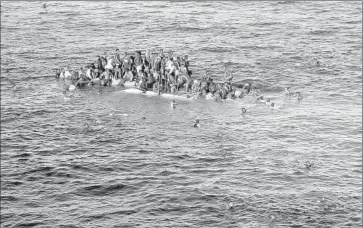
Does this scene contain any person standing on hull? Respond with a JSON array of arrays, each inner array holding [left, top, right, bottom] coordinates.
[[150, 49, 160, 71], [94, 65, 101, 78], [105, 55, 114, 73], [101, 56, 108, 70], [141, 55, 150, 86], [145, 49, 152, 69], [224, 65, 233, 82], [159, 48, 165, 59], [129, 55, 136, 79], [177, 60, 192, 91], [114, 49, 122, 79], [166, 57, 178, 93], [86, 64, 95, 80], [141, 55, 149, 71], [103, 52, 108, 60], [122, 52, 131, 78], [160, 56, 168, 92], [153, 56, 162, 93], [223, 65, 234, 92], [182, 55, 191, 76], [168, 50, 174, 60], [96, 56, 104, 73], [134, 51, 143, 79]]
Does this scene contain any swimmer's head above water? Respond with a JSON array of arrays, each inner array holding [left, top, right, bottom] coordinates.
[[193, 119, 200, 128]]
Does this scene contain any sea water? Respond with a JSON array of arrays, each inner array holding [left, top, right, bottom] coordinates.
[[1, 1, 362, 227]]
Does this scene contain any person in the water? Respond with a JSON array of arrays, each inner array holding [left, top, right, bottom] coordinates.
[[241, 107, 247, 116], [242, 83, 252, 94], [170, 99, 176, 108], [63, 90, 74, 101], [285, 87, 293, 96], [257, 95, 264, 102], [11, 83, 17, 92], [193, 119, 200, 128], [265, 98, 271, 105], [296, 92, 303, 101]]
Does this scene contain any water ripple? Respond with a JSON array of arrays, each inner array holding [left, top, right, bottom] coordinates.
[[0, 1, 361, 227]]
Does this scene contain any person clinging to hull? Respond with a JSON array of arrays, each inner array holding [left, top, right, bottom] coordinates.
[[145, 66, 155, 88], [100, 69, 113, 86], [75, 67, 90, 88], [123, 68, 134, 82]]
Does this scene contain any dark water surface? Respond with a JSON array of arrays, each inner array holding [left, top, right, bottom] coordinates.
[[1, 1, 362, 227]]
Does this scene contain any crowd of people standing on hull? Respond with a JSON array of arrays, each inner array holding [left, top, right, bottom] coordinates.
[[56, 47, 249, 99], [56, 48, 194, 93], [56, 48, 303, 103]]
